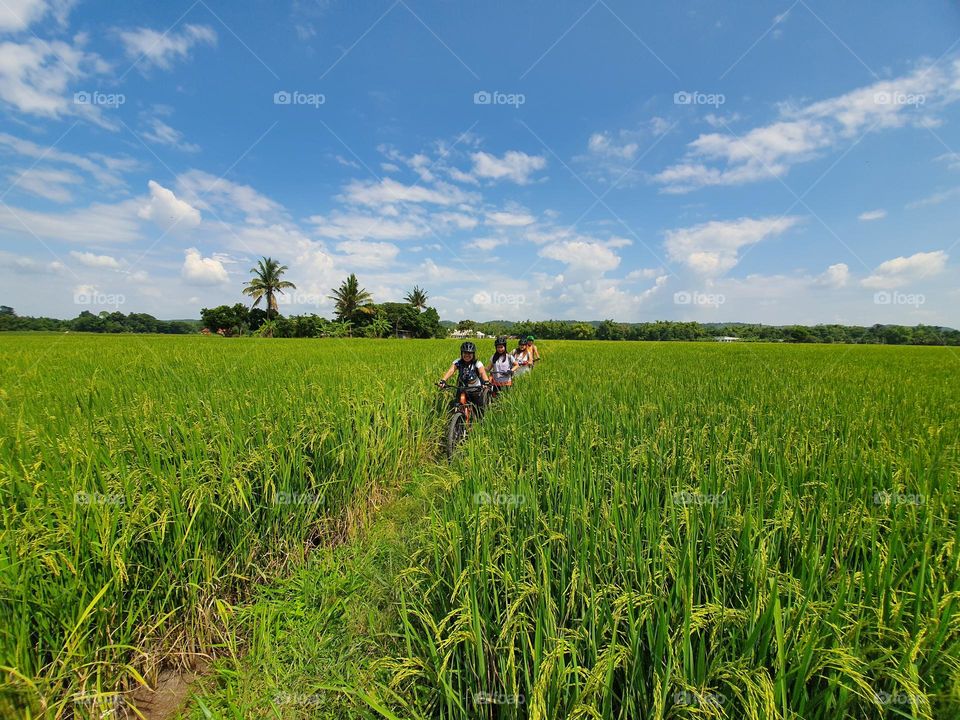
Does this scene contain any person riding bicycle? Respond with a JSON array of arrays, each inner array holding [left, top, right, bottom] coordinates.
[[438, 341, 491, 410], [526, 335, 541, 363], [488, 336, 520, 392], [513, 338, 533, 370]]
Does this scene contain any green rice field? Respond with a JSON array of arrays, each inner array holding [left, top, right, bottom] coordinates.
[[1, 335, 958, 719]]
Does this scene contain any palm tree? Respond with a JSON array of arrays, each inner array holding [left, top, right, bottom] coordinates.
[[329, 273, 374, 328], [404, 285, 429, 312], [242, 257, 296, 319]]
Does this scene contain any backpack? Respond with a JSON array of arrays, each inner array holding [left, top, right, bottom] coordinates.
[[456, 358, 480, 385]]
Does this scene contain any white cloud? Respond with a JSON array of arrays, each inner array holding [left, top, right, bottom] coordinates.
[[0, 36, 109, 119], [539, 240, 621, 273], [858, 209, 887, 221], [468, 237, 506, 251], [434, 211, 477, 229], [861, 250, 948, 289], [176, 170, 283, 225], [935, 152, 960, 171], [486, 210, 535, 227], [118, 24, 217, 71], [587, 132, 638, 160], [342, 177, 474, 207], [625, 267, 660, 281], [657, 59, 960, 192], [334, 240, 400, 268], [141, 118, 199, 153], [0, 250, 67, 274], [0, 199, 142, 243], [70, 251, 121, 269], [664, 215, 801, 276], [815, 262, 850, 288], [9, 166, 82, 202], [138, 180, 202, 229], [470, 150, 546, 184], [0, 132, 137, 187], [0, 0, 73, 32], [906, 186, 960, 209], [309, 211, 428, 242], [181, 247, 228, 285]]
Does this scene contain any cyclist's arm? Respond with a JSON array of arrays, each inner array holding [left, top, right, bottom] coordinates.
[[440, 363, 457, 383], [478, 365, 491, 383]]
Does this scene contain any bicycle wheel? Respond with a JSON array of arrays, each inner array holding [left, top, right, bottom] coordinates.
[[445, 412, 466, 460]]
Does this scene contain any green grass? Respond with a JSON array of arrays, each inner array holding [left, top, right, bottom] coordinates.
[[0, 334, 456, 718], [381, 342, 960, 719], [3, 337, 958, 719]]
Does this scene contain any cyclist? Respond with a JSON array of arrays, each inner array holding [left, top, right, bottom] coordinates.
[[488, 336, 520, 394], [527, 335, 541, 363], [438, 341, 491, 411], [513, 337, 533, 372]]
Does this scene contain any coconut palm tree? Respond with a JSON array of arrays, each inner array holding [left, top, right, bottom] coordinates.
[[404, 285, 429, 312], [329, 273, 375, 328], [242, 257, 296, 319]]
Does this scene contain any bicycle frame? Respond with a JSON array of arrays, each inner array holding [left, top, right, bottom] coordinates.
[[440, 384, 482, 425]]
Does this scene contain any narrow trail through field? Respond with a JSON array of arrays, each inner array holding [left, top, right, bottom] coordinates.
[[173, 368, 542, 719]]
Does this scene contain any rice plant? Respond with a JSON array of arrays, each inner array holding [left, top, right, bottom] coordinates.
[[0, 334, 453, 718], [385, 342, 960, 719]]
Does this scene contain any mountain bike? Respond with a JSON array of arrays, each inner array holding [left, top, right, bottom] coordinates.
[[437, 381, 489, 460]]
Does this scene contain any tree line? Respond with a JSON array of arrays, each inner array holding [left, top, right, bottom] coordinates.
[[2, 252, 957, 346], [459, 318, 960, 345], [0, 306, 198, 334], [202, 259, 444, 338]]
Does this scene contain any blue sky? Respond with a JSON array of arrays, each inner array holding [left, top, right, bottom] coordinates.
[[1, 0, 959, 325]]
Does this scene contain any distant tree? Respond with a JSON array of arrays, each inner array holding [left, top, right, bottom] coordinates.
[[456, 319, 477, 332], [201, 304, 249, 335], [329, 274, 374, 332], [417, 307, 445, 338], [242, 257, 296, 318], [322, 320, 353, 338], [596, 319, 626, 340], [0, 306, 14, 317], [404, 285, 429, 312], [362, 308, 391, 338], [570, 322, 595, 340], [248, 307, 269, 332]]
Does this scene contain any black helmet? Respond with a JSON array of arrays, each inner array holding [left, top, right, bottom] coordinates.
[[460, 341, 477, 354], [495, 336, 507, 346]]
